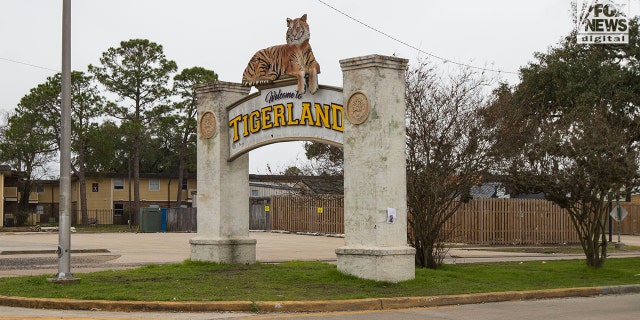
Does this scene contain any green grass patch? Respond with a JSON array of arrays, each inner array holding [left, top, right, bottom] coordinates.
[[1, 258, 639, 301]]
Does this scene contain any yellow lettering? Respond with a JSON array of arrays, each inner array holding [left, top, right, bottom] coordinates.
[[300, 102, 314, 125], [261, 106, 273, 130], [249, 110, 261, 133], [314, 103, 330, 128], [286, 103, 299, 125], [331, 103, 344, 132], [242, 114, 250, 137], [273, 104, 286, 127], [229, 115, 242, 142]]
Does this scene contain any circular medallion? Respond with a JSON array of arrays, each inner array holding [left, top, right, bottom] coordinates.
[[346, 91, 370, 125], [199, 111, 217, 139]]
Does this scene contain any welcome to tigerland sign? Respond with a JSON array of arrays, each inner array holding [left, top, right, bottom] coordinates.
[[577, 0, 630, 44], [227, 83, 344, 160]]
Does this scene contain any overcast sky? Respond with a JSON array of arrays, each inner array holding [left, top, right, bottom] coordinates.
[[1, 1, 634, 174]]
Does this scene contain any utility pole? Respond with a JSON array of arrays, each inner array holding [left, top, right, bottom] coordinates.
[[49, 0, 78, 283]]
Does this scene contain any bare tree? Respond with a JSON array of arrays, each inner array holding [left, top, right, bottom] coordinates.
[[406, 61, 495, 269]]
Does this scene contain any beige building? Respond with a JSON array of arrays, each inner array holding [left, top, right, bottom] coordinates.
[[1, 169, 197, 227]]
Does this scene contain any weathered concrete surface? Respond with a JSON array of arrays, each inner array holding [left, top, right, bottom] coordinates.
[[191, 81, 256, 264], [337, 54, 415, 282]]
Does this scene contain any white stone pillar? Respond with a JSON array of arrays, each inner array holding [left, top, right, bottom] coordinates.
[[190, 81, 256, 264], [337, 55, 415, 282]]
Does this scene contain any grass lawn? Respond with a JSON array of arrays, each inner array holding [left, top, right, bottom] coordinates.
[[1, 258, 639, 302]]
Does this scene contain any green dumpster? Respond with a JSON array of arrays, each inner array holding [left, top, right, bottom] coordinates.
[[139, 208, 162, 232]]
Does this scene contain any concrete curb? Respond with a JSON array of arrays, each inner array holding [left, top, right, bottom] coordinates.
[[1, 285, 639, 313]]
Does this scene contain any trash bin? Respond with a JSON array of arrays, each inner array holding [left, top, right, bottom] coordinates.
[[139, 208, 162, 232], [161, 208, 167, 232]]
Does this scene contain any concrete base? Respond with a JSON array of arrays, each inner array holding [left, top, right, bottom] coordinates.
[[47, 274, 80, 284], [190, 237, 257, 264], [336, 246, 416, 283]]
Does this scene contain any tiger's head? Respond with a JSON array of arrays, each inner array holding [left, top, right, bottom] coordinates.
[[286, 14, 310, 46]]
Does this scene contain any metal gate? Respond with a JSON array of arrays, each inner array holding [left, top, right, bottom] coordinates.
[[249, 197, 271, 231]]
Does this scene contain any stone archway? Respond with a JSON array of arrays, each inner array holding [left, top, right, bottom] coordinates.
[[190, 54, 415, 282]]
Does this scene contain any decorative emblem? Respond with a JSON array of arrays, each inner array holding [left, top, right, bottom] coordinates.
[[346, 91, 370, 125], [200, 111, 217, 139]]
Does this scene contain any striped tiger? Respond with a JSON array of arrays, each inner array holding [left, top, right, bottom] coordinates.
[[242, 14, 321, 94]]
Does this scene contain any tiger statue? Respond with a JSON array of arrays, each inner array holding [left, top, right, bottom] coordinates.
[[242, 14, 320, 95]]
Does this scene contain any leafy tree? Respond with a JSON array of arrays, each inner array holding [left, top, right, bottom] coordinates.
[[483, 20, 640, 268], [303, 142, 343, 175], [170, 67, 217, 206], [139, 130, 177, 173], [8, 72, 105, 225], [0, 111, 57, 210], [406, 61, 495, 269], [69, 72, 106, 225], [283, 166, 303, 176], [84, 121, 128, 173], [1, 76, 60, 210], [89, 39, 177, 219]]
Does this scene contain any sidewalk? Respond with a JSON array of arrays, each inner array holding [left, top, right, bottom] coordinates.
[[0, 231, 345, 277]]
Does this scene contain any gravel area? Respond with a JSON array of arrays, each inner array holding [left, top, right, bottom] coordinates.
[[0, 254, 121, 270]]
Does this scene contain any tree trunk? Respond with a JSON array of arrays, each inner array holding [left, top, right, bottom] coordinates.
[[18, 164, 33, 211], [571, 206, 608, 268], [77, 139, 88, 226], [176, 159, 184, 207], [133, 130, 141, 226], [175, 130, 189, 207]]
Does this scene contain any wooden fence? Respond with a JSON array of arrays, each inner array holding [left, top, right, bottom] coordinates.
[[271, 195, 344, 234], [616, 203, 640, 234], [166, 207, 197, 232], [267, 196, 640, 245], [445, 199, 578, 245]]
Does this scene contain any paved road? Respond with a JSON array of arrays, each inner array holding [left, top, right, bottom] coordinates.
[[250, 293, 640, 320], [0, 293, 638, 319]]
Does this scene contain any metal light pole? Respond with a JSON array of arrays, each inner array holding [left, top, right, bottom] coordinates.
[[49, 0, 78, 283]]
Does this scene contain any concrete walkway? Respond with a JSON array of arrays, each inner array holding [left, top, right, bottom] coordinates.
[[0, 231, 347, 277]]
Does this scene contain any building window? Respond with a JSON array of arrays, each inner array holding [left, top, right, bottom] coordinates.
[[251, 189, 259, 197], [36, 184, 45, 193], [36, 205, 44, 215], [114, 178, 124, 190], [149, 178, 160, 191], [114, 204, 124, 216], [182, 178, 188, 190], [92, 183, 99, 192]]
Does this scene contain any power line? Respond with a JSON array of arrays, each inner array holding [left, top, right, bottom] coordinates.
[[0, 57, 59, 72], [316, 0, 518, 75]]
